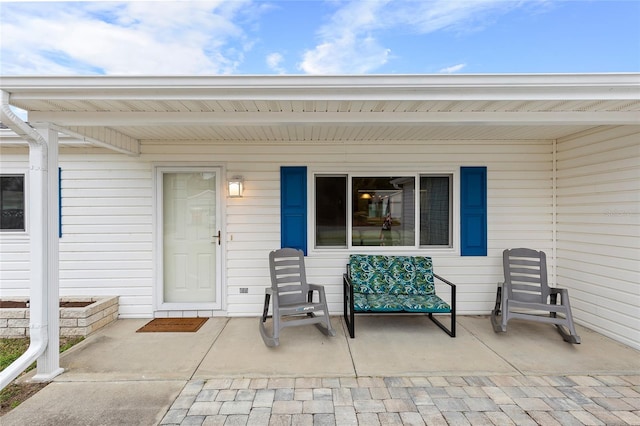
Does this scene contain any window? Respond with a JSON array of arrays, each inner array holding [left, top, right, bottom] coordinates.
[[352, 176, 416, 247], [1, 175, 25, 231], [315, 174, 452, 249], [420, 176, 450, 246], [315, 175, 347, 247]]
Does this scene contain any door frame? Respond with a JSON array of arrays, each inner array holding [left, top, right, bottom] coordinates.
[[153, 165, 225, 313]]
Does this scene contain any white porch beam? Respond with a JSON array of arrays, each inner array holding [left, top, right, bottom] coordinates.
[[29, 110, 640, 127], [50, 124, 140, 156]]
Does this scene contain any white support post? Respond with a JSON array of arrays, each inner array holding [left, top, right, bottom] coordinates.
[[31, 124, 63, 381], [0, 93, 64, 389]]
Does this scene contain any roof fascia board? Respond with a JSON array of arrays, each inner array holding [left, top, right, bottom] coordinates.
[[2, 74, 639, 102]]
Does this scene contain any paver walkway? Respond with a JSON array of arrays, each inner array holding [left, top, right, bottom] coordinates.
[[4, 317, 639, 425], [161, 374, 640, 425]]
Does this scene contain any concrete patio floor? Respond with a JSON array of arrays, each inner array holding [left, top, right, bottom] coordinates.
[[3, 315, 639, 425]]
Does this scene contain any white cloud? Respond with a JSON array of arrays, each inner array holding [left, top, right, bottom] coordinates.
[[299, 0, 544, 74], [0, 0, 552, 76], [388, 0, 513, 34], [0, 1, 261, 75], [300, 33, 391, 74], [266, 52, 286, 74], [440, 63, 467, 74], [299, 0, 391, 74]]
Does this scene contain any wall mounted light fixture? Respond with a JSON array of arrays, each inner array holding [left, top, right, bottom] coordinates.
[[228, 176, 244, 198]]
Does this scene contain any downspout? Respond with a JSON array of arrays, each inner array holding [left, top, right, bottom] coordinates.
[[0, 90, 62, 389], [552, 138, 558, 286]]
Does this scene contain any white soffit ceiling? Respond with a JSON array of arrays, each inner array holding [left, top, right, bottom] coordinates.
[[2, 75, 639, 145], [99, 123, 595, 142]]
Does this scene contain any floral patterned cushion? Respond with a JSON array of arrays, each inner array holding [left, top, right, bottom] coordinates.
[[349, 255, 435, 295], [353, 293, 451, 313], [399, 294, 451, 313], [385, 256, 417, 295], [350, 254, 448, 313], [353, 292, 371, 311], [365, 294, 404, 312], [413, 256, 435, 295], [348, 254, 389, 294]]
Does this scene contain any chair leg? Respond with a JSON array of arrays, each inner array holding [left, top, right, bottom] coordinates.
[[261, 293, 270, 322], [552, 289, 581, 344], [349, 307, 355, 338], [313, 318, 336, 337], [258, 322, 279, 347], [490, 286, 507, 333], [313, 289, 336, 337], [258, 292, 280, 347], [428, 313, 456, 337], [556, 324, 581, 344], [343, 277, 355, 338]]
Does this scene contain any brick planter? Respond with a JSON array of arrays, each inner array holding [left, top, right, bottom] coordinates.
[[0, 296, 119, 338]]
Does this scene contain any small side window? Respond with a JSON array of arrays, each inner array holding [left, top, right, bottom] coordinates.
[[1, 175, 25, 231], [419, 175, 451, 247], [315, 175, 347, 248]]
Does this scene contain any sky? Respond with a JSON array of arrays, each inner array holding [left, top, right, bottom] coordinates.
[[0, 0, 639, 76]]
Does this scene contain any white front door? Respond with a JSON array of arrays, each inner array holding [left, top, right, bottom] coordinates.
[[157, 167, 222, 310]]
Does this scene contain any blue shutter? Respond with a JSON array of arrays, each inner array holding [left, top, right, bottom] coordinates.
[[280, 166, 307, 255], [460, 167, 487, 256]]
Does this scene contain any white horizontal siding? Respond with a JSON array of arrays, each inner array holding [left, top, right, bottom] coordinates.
[[0, 150, 31, 296], [556, 127, 640, 350], [0, 148, 154, 317], [0, 236, 30, 295], [2, 139, 556, 323], [60, 155, 154, 317], [143, 139, 555, 318]]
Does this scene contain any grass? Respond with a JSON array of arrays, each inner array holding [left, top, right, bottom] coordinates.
[[0, 336, 84, 414], [0, 338, 31, 371]]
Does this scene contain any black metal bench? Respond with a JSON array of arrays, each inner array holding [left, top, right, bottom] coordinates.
[[343, 254, 456, 338]]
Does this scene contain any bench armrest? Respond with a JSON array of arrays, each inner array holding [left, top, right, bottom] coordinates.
[[343, 272, 356, 337], [434, 273, 455, 289], [433, 273, 456, 337], [434, 273, 456, 305], [343, 273, 352, 289]]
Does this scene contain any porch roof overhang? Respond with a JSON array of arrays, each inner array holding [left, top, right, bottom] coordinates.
[[1, 74, 639, 155]]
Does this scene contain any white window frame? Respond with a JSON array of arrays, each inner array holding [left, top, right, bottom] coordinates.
[[0, 172, 27, 234], [310, 170, 459, 253]]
